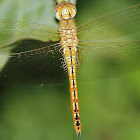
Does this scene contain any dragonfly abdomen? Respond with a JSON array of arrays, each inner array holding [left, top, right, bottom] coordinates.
[[64, 47, 81, 134]]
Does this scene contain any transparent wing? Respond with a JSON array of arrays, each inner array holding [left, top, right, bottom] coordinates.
[[77, 40, 140, 81], [0, 19, 60, 47], [0, 20, 65, 86], [77, 4, 140, 42], [0, 40, 68, 87]]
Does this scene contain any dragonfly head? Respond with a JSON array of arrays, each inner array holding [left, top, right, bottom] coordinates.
[[55, 1, 77, 20]]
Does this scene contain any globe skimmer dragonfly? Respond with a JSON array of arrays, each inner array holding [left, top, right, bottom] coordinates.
[[0, 1, 140, 139]]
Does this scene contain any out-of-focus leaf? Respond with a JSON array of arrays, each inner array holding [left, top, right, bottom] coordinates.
[[0, 0, 60, 70]]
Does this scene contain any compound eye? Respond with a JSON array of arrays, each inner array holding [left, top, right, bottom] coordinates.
[[65, 2, 77, 18], [55, 3, 63, 13], [54, 3, 64, 20], [65, 2, 76, 9]]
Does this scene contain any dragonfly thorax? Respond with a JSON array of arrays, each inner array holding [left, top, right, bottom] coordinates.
[[59, 19, 78, 51], [54, 1, 76, 20]]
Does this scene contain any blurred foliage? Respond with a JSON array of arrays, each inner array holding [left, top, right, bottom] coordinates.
[[0, 0, 140, 140]]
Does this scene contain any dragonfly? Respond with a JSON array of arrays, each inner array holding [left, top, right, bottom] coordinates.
[[0, 0, 140, 139]]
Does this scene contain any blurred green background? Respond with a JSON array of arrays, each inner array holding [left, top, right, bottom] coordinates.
[[0, 0, 140, 140]]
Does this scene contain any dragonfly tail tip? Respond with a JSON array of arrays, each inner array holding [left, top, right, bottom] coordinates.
[[77, 132, 81, 140]]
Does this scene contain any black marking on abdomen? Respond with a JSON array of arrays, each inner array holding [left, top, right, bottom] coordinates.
[[74, 90, 76, 97], [76, 121, 80, 126], [74, 102, 77, 112], [73, 79, 75, 85], [72, 66, 74, 73], [75, 113, 79, 120]]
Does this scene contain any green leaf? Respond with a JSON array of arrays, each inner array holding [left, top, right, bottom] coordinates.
[[0, 0, 60, 70]]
